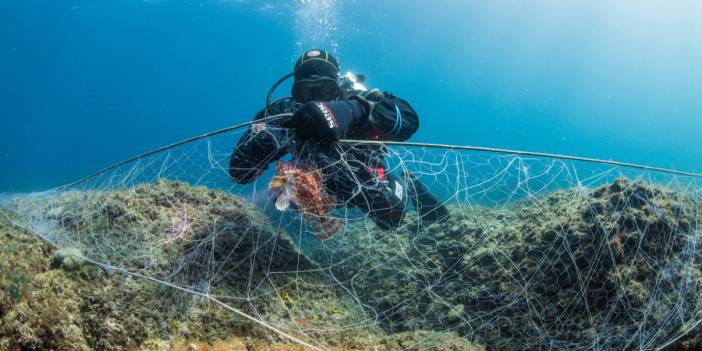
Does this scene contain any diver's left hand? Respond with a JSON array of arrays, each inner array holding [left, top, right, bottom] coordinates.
[[283, 100, 366, 143]]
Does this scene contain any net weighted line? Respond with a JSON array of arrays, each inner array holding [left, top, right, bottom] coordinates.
[[66, 117, 702, 188]]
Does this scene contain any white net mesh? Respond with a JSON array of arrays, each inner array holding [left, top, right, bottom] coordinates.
[[2, 122, 701, 350]]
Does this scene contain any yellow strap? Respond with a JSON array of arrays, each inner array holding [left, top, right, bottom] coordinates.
[[294, 57, 339, 72]]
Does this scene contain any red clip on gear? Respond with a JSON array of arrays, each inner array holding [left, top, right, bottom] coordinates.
[[368, 167, 386, 181]]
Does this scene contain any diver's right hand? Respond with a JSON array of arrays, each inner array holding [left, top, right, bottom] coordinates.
[[282, 100, 366, 143]]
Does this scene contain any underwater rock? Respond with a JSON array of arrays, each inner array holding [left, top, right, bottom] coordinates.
[[312, 178, 702, 350], [0, 181, 480, 350], [22, 180, 316, 281], [50, 247, 85, 272], [9, 177, 699, 350]]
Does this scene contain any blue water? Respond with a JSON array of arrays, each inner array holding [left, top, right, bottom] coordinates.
[[1, 0, 701, 192]]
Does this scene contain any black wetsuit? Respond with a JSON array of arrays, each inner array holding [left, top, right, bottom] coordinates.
[[229, 90, 419, 230]]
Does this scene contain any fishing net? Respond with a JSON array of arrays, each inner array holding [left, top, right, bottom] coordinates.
[[2, 119, 702, 350]]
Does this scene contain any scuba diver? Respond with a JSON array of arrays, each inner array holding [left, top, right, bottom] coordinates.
[[229, 49, 448, 231]]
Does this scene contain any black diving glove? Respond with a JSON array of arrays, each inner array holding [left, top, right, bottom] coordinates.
[[283, 100, 366, 143]]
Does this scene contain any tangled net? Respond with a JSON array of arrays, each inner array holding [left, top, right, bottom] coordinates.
[[2, 119, 702, 350]]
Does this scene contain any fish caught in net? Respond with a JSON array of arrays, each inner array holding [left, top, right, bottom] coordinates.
[[1, 119, 701, 350], [268, 160, 342, 240]]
